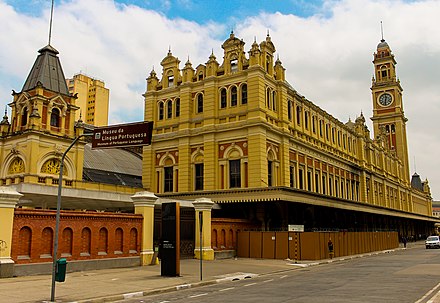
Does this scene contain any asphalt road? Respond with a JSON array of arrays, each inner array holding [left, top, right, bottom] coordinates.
[[115, 246, 440, 303]]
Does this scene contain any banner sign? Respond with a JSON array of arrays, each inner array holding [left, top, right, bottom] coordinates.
[[92, 121, 153, 149]]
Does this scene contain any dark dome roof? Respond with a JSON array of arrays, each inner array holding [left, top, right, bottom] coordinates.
[[377, 39, 389, 49]]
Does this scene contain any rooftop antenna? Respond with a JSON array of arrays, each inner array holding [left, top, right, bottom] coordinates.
[[48, 0, 55, 45], [380, 21, 384, 42], [414, 156, 417, 173]]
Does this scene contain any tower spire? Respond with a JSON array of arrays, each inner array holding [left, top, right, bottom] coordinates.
[[380, 21, 384, 42], [48, 0, 55, 45]]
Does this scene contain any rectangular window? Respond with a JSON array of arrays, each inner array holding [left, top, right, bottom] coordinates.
[[268, 161, 273, 186], [168, 75, 174, 87], [164, 167, 173, 192], [307, 170, 312, 191], [195, 163, 204, 190], [231, 87, 238, 106], [315, 172, 320, 193], [220, 89, 227, 108], [289, 166, 295, 188], [241, 85, 248, 104], [229, 160, 241, 188], [332, 127, 335, 144], [322, 175, 326, 195], [231, 59, 238, 73], [305, 111, 309, 129], [299, 168, 304, 189], [175, 99, 180, 117], [329, 176, 333, 195]]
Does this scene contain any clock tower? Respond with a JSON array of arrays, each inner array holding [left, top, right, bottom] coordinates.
[[371, 38, 410, 182]]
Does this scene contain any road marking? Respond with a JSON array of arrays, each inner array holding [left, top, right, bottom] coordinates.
[[262, 279, 274, 283], [244, 282, 257, 287], [415, 282, 440, 303], [279, 275, 288, 279], [158, 301, 170, 303], [176, 284, 191, 290], [219, 287, 235, 292], [123, 291, 143, 299], [288, 263, 309, 267], [189, 293, 208, 298]]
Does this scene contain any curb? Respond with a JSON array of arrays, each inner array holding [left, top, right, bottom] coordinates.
[[73, 279, 222, 303]]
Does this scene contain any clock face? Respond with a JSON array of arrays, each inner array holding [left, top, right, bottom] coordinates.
[[378, 93, 393, 106]]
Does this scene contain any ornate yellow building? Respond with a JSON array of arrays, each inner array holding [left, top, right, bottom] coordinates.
[[143, 32, 435, 237]]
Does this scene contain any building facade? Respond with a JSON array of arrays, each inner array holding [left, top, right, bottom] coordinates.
[[143, 32, 436, 238], [66, 73, 109, 126]]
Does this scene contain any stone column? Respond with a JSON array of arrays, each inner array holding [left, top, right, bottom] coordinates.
[[193, 197, 215, 260], [132, 191, 157, 266], [0, 187, 22, 278]]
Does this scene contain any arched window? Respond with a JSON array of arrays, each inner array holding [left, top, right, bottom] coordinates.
[[159, 155, 177, 194], [272, 91, 276, 111], [167, 100, 172, 119], [228, 229, 233, 248], [50, 108, 60, 128], [266, 56, 270, 72], [231, 86, 237, 106], [175, 98, 180, 117], [241, 84, 247, 104], [115, 228, 123, 253], [220, 88, 227, 108], [287, 100, 292, 121], [304, 111, 309, 129], [129, 228, 138, 253], [197, 94, 203, 113], [98, 227, 108, 255], [266, 89, 271, 108], [212, 229, 218, 249], [81, 228, 91, 256], [41, 227, 53, 257], [18, 227, 32, 258], [220, 229, 226, 249], [158, 102, 164, 120], [21, 107, 28, 126], [61, 228, 73, 256]]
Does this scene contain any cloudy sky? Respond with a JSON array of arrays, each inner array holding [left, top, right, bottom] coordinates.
[[1, 0, 440, 199]]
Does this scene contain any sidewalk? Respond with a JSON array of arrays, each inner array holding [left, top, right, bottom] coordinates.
[[0, 242, 426, 303]]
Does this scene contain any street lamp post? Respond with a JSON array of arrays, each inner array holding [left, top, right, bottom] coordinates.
[[50, 133, 92, 302]]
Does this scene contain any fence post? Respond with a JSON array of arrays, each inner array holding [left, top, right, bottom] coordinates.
[[132, 191, 157, 265], [0, 187, 22, 278]]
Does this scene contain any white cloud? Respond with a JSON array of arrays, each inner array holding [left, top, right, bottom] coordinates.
[[1, 0, 440, 199]]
